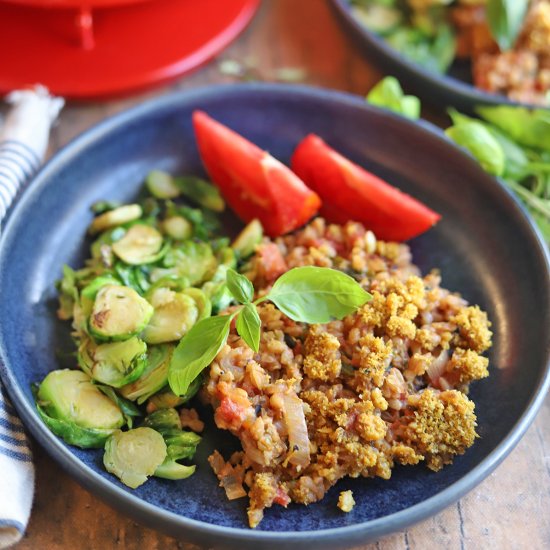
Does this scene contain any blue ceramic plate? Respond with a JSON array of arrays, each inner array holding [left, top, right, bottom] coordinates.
[[330, 0, 548, 112], [0, 84, 549, 549]]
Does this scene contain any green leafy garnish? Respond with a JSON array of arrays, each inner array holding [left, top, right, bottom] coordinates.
[[475, 106, 550, 152], [385, 23, 456, 74], [366, 76, 420, 120], [168, 314, 233, 396], [445, 121, 505, 176], [97, 385, 142, 429], [486, 0, 529, 51], [445, 105, 550, 241], [226, 268, 254, 304], [175, 176, 225, 213]]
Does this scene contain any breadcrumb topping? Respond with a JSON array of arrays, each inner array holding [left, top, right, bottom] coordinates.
[[452, 306, 493, 353], [303, 325, 342, 381], [338, 490, 355, 513], [403, 390, 478, 471]]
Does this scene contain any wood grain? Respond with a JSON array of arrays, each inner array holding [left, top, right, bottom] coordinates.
[[13, 0, 550, 548]]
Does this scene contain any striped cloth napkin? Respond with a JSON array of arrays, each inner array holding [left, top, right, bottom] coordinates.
[[0, 388, 34, 549], [0, 86, 63, 549]]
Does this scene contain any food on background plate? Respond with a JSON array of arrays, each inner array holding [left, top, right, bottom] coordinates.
[[351, 0, 550, 106], [34, 112, 491, 528]]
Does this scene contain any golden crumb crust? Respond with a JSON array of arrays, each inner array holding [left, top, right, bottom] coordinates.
[[338, 490, 355, 513]]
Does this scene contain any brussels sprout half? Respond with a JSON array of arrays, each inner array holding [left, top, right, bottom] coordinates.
[[174, 175, 225, 212], [154, 461, 195, 481], [161, 216, 193, 241], [146, 170, 181, 199], [89, 204, 142, 235], [151, 241, 217, 286], [147, 374, 203, 410], [143, 407, 181, 432], [232, 219, 263, 259], [182, 288, 212, 321], [79, 336, 148, 388], [112, 224, 166, 265], [56, 265, 78, 321], [89, 284, 154, 341], [36, 370, 124, 448], [80, 275, 121, 317], [142, 289, 198, 345], [119, 344, 173, 404], [103, 427, 167, 489], [142, 409, 201, 481], [142, 287, 211, 345]]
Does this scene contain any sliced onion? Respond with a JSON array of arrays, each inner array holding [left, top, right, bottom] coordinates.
[[208, 450, 226, 476], [281, 392, 310, 469], [221, 471, 247, 500], [241, 435, 267, 465], [208, 450, 247, 500], [426, 349, 449, 382]]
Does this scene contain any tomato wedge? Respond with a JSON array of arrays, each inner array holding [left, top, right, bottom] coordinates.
[[192, 111, 321, 237], [291, 134, 441, 241]]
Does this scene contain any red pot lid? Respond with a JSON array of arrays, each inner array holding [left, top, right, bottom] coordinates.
[[0, 0, 259, 99], [1, 0, 153, 7]]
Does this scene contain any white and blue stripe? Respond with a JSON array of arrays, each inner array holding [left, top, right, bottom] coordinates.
[[0, 140, 40, 222], [0, 138, 37, 548], [0, 385, 34, 549]]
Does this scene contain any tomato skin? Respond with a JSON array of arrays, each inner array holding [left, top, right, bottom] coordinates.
[[192, 111, 321, 237], [291, 134, 441, 241]]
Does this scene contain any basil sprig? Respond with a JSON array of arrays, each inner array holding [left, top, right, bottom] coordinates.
[[486, 0, 529, 51], [366, 76, 421, 121], [168, 267, 371, 396]]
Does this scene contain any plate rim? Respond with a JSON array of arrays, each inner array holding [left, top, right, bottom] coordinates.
[[329, 0, 549, 110], [1, 82, 549, 547]]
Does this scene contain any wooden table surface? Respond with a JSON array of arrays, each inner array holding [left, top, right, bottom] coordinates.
[[13, 1, 550, 549]]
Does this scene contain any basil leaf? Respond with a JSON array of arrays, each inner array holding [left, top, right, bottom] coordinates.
[[488, 127, 531, 180], [226, 268, 254, 304], [366, 76, 420, 120], [486, 0, 529, 51], [235, 303, 261, 352], [168, 314, 232, 396], [448, 107, 538, 178], [267, 266, 371, 324], [446, 121, 505, 176], [476, 106, 550, 153]]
